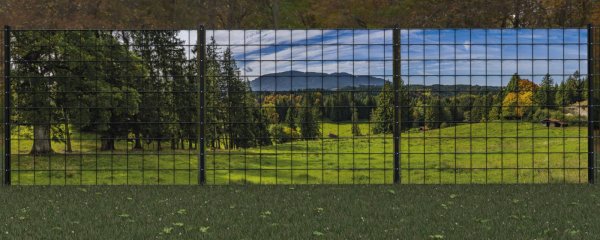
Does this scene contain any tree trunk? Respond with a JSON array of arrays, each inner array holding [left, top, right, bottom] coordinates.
[[171, 138, 177, 150], [65, 122, 72, 153], [188, 139, 193, 150], [132, 131, 143, 150], [157, 140, 162, 151], [180, 138, 185, 150], [30, 124, 53, 155], [100, 136, 115, 151]]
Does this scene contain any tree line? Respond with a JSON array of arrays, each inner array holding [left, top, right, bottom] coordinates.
[[260, 70, 588, 139], [392, 72, 589, 132], [11, 31, 274, 154]]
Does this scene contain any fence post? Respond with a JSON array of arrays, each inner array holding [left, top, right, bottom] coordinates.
[[393, 26, 401, 184], [3, 25, 10, 186], [589, 24, 596, 184], [198, 26, 206, 185]]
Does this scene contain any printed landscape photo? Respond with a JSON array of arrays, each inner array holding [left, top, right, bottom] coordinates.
[[6, 29, 590, 184]]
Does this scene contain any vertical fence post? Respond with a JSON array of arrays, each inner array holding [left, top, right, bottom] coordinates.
[[589, 24, 596, 184], [393, 26, 401, 184], [3, 25, 10, 186], [198, 26, 206, 185]]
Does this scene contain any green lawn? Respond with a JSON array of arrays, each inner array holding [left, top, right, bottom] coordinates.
[[8, 121, 589, 185], [0, 185, 599, 239]]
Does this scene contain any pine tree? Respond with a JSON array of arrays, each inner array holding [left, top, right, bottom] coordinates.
[[125, 31, 183, 151], [555, 81, 567, 108], [204, 38, 227, 149], [221, 48, 254, 148], [361, 95, 377, 119], [505, 73, 521, 93], [253, 107, 273, 146], [561, 71, 585, 105], [351, 102, 362, 136], [371, 80, 409, 134], [286, 107, 297, 130], [299, 93, 320, 140], [533, 74, 556, 109], [423, 90, 442, 128], [371, 82, 394, 134]]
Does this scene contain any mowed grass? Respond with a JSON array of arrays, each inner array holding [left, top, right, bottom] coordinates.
[[8, 121, 589, 185], [1, 185, 600, 239]]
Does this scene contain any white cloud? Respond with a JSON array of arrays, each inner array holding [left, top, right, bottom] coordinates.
[[177, 29, 588, 85]]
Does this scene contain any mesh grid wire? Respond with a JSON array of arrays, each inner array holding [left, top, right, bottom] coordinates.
[[399, 29, 589, 184], [2, 28, 596, 185], [205, 30, 394, 184], [6, 30, 200, 185]]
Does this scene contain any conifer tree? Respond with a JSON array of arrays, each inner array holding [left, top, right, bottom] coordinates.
[[351, 102, 362, 136], [298, 94, 321, 140], [286, 107, 297, 131], [533, 74, 556, 109]]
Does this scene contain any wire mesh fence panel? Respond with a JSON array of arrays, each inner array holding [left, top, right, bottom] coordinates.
[[6, 30, 200, 185], [1, 27, 595, 185], [399, 29, 590, 184], [204, 30, 394, 184]]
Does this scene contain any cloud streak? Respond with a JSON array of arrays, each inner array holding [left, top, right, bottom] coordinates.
[[184, 29, 588, 86]]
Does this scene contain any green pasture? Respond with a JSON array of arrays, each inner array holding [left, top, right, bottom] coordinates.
[[7, 121, 589, 185]]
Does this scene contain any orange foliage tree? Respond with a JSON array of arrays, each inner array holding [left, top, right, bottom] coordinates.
[[502, 74, 538, 118]]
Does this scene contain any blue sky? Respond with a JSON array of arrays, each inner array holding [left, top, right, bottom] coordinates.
[[179, 29, 588, 86]]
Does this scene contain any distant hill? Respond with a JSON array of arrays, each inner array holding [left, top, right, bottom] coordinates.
[[249, 71, 504, 94], [249, 71, 387, 91]]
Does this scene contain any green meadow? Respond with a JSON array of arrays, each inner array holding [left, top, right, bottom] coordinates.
[[8, 121, 589, 185]]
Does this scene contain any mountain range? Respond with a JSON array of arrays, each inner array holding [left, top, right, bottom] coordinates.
[[249, 71, 503, 93], [249, 71, 387, 91]]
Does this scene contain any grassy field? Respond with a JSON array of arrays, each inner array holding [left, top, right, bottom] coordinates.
[[0, 185, 599, 239], [7, 121, 589, 185]]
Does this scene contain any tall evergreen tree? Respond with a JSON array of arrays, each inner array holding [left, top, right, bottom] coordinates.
[[533, 74, 556, 109], [124, 31, 183, 151], [222, 48, 250, 148], [560, 71, 585, 106], [360, 94, 377, 119], [372, 82, 394, 134], [505, 73, 522, 93], [372, 80, 409, 134], [423, 90, 442, 128], [351, 102, 362, 136], [286, 107, 297, 131], [204, 38, 227, 149], [298, 93, 320, 140], [217, 48, 273, 148]]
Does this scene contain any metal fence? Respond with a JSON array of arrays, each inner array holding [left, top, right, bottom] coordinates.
[[2, 26, 598, 185]]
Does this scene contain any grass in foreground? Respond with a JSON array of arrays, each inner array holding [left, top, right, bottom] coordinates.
[[9, 122, 589, 185], [0, 185, 599, 239]]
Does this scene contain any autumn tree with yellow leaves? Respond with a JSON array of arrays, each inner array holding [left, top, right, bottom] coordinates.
[[502, 74, 538, 119]]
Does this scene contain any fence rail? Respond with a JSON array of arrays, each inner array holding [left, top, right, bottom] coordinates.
[[1, 26, 598, 185]]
